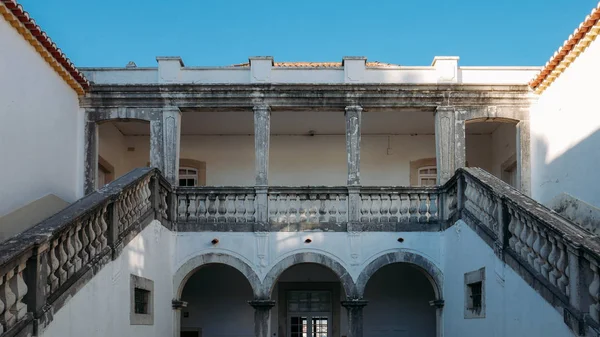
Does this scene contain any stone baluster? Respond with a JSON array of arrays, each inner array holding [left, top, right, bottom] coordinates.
[[299, 194, 308, 223], [73, 222, 83, 272], [236, 195, 247, 223], [360, 195, 370, 223], [78, 219, 90, 267], [399, 194, 409, 223], [519, 215, 530, 260], [370, 195, 381, 223], [380, 194, 390, 222], [187, 194, 197, 222], [268, 194, 278, 224], [99, 205, 108, 251], [226, 195, 236, 222], [589, 261, 600, 322], [288, 194, 298, 224], [389, 194, 399, 222], [525, 219, 537, 266], [319, 194, 328, 223], [278, 195, 288, 224], [308, 195, 318, 224], [92, 209, 103, 253], [9, 263, 27, 323], [409, 194, 419, 223], [217, 195, 227, 222], [159, 187, 169, 220], [339, 194, 348, 222], [57, 236, 68, 285], [0, 275, 4, 334], [507, 208, 518, 251], [207, 195, 217, 222], [547, 235, 560, 287], [197, 195, 207, 222], [63, 230, 75, 279], [538, 230, 551, 280], [246, 195, 256, 222], [532, 225, 543, 273], [86, 214, 97, 262], [556, 240, 569, 295], [429, 194, 438, 222], [0, 270, 16, 330], [418, 194, 429, 223]]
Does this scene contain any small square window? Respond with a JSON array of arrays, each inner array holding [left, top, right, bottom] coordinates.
[[464, 267, 485, 319], [130, 274, 154, 325], [134, 288, 150, 314]]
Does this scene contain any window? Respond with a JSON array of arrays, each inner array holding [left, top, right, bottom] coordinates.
[[179, 167, 198, 187], [130, 274, 154, 325], [464, 267, 485, 318], [134, 288, 150, 314], [418, 166, 437, 186]]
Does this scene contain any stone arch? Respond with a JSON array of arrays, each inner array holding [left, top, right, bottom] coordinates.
[[174, 252, 262, 299], [356, 251, 443, 299], [262, 252, 357, 299]]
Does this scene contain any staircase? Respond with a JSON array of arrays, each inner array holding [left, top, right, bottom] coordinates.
[[0, 167, 598, 336]]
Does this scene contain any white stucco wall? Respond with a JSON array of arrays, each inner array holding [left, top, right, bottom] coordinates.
[[0, 17, 82, 217], [443, 220, 575, 337], [98, 122, 134, 178], [40, 221, 174, 337], [531, 36, 600, 208], [490, 124, 517, 178]]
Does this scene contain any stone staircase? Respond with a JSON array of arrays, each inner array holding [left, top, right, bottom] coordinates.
[[0, 167, 598, 336]]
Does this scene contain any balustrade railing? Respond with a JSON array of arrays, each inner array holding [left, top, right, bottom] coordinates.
[[359, 188, 439, 224], [176, 188, 256, 223], [268, 187, 348, 225], [0, 168, 162, 336]]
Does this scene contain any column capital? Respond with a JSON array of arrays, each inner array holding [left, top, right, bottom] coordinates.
[[248, 299, 276, 309], [253, 105, 271, 113], [345, 105, 363, 114], [434, 106, 455, 114], [172, 299, 188, 310], [341, 299, 368, 309]]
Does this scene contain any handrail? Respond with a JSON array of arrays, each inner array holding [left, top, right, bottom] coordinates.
[[0, 168, 165, 336]]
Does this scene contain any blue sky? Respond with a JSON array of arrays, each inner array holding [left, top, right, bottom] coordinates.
[[18, 0, 599, 67]]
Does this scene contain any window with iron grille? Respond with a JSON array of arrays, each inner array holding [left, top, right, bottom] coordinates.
[[464, 267, 485, 318], [134, 288, 150, 314]]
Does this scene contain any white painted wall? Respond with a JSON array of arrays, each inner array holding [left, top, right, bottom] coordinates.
[[40, 220, 174, 337], [0, 16, 82, 217], [466, 134, 493, 172], [443, 220, 575, 337], [531, 35, 600, 208]]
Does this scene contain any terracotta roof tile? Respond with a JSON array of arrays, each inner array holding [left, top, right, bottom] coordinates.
[[0, 0, 89, 94], [530, 2, 600, 93]]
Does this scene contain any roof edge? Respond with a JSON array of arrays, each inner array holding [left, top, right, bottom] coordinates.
[[529, 3, 600, 94], [0, 0, 89, 95]]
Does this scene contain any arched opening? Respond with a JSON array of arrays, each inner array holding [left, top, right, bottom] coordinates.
[[179, 264, 255, 337], [363, 263, 437, 337], [465, 119, 519, 188], [97, 119, 150, 188], [271, 263, 348, 337]]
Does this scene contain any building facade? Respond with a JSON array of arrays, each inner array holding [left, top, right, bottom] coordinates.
[[1, 1, 600, 337]]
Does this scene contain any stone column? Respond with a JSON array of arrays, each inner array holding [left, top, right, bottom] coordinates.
[[249, 300, 275, 337], [345, 106, 362, 186], [341, 300, 367, 337], [435, 106, 465, 184], [150, 107, 181, 185], [516, 120, 531, 195], [429, 299, 444, 337], [254, 105, 271, 224], [84, 120, 99, 195]]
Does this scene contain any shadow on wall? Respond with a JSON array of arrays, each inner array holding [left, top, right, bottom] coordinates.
[[532, 127, 600, 210]]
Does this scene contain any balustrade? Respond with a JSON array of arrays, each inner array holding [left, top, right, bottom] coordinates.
[[177, 188, 256, 223], [268, 189, 348, 225], [0, 256, 28, 334], [359, 190, 438, 224]]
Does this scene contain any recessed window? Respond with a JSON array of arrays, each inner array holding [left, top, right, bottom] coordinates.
[[179, 167, 198, 187], [464, 267, 485, 319], [418, 166, 437, 186], [134, 288, 150, 314], [130, 274, 154, 325]]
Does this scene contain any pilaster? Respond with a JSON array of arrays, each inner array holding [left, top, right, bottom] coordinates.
[[84, 120, 98, 195], [345, 105, 363, 186], [435, 106, 465, 184], [516, 120, 531, 195], [341, 300, 368, 337], [249, 300, 275, 337], [150, 107, 181, 185], [254, 105, 271, 186]]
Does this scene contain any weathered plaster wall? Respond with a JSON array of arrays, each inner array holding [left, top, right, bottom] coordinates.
[[491, 123, 517, 178], [0, 16, 82, 216], [531, 35, 600, 208], [443, 220, 575, 337], [40, 220, 174, 337], [98, 123, 134, 178]]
